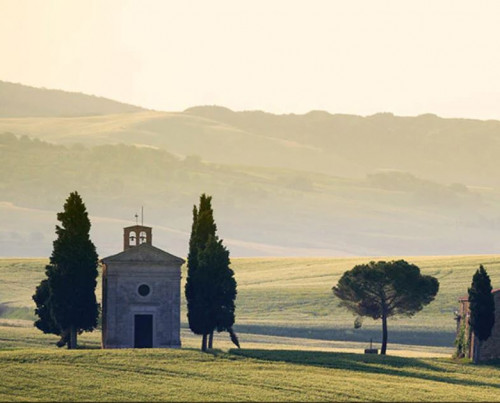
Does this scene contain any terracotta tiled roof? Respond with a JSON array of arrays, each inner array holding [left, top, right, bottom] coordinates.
[[101, 243, 185, 265], [458, 288, 500, 301]]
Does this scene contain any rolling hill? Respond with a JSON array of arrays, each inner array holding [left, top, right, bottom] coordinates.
[[3, 81, 500, 187], [184, 106, 500, 187], [0, 81, 144, 117], [2, 81, 500, 257], [2, 133, 500, 258]]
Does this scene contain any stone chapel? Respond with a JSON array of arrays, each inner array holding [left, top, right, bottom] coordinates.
[[100, 225, 184, 348], [456, 288, 500, 361]]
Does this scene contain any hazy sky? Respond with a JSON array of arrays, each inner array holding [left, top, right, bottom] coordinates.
[[2, 0, 500, 119]]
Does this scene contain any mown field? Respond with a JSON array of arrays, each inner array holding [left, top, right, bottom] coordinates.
[[1, 255, 499, 350], [0, 329, 499, 402], [1, 256, 500, 401]]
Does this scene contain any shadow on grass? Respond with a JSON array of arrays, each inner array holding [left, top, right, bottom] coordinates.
[[229, 324, 455, 347], [229, 349, 500, 389]]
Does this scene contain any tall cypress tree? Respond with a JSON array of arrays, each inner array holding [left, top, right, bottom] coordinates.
[[200, 236, 237, 341], [186, 205, 199, 273], [185, 194, 217, 350], [32, 191, 99, 349], [193, 194, 217, 252], [185, 194, 237, 351], [468, 265, 495, 363]]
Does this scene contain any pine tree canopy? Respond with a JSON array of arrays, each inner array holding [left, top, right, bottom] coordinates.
[[333, 260, 439, 354], [333, 260, 439, 319]]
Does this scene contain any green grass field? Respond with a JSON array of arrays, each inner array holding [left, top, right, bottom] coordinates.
[[0, 322, 498, 401], [1, 256, 500, 401], [2, 255, 499, 348], [0, 338, 499, 401]]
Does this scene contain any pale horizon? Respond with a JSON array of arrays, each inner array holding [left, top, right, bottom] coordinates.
[[2, 0, 500, 120]]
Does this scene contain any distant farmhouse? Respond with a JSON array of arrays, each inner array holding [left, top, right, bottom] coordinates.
[[457, 288, 500, 361], [100, 225, 184, 348]]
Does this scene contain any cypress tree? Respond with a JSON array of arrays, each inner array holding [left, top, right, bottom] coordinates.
[[185, 194, 237, 351], [187, 236, 220, 351], [194, 194, 217, 252], [185, 194, 217, 351], [186, 205, 199, 273], [468, 265, 495, 363], [32, 191, 99, 348], [200, 236, 237, 337]]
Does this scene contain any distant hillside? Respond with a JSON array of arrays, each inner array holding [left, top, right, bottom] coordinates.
[[3, 82, 500, 257], [185, 106, 500, 187], [0, 81, 144, 117], [2, 96, 500, 186], [2, 133, 500, 258]]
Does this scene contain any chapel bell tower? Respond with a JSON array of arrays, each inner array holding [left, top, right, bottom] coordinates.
[[123, 225, 152, 250]]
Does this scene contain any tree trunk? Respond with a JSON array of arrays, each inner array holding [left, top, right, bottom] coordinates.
[[381, 314, 388, 355], [57, 329, 69, 348], [69, 325, 77, 350], [201, 333, 207, 352], [208, 331, 214, 349], [468, 328, 473, 359], [473, 337, 481, 364]]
